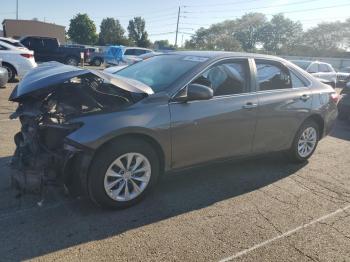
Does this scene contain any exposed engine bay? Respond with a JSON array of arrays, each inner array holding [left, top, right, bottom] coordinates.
[[9, 68, 149, 201]]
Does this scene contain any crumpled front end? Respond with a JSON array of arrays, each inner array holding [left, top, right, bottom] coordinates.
[[8, 62, 151, 199]]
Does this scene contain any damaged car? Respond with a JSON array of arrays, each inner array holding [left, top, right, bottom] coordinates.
[[9, 52, 338, 209]]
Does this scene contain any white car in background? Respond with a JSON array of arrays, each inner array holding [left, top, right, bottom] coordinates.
[[0, 40, 37, 81], [291, 60, 337, 88], [0, 37, 28, 50]]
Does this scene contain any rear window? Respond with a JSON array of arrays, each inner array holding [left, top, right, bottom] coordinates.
[[2, 40, 25, 48], [319, 64, 332, 72], [115, 55, 206, 93], [291, 61, 311, 70]]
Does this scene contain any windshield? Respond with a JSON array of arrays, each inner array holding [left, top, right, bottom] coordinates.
[[115, 54, 205, 93], [291, 60, 311, 70]]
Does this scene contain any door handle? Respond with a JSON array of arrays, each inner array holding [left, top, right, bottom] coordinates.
[[300, 94, 310, 101], [242, 102, 258, 109]]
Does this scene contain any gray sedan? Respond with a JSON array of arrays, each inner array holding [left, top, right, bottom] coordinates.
[[9, 52, 338, 209]]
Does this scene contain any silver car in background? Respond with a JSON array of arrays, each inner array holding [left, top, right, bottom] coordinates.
[[291, 60, 337, 88], [9, 52, 338, 209]]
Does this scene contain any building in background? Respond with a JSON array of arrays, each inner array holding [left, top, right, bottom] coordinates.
[[2, 19, 65, 44], [0, 30, 3, 37]]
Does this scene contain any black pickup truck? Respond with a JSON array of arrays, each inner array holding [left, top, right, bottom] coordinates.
[[20, 36, 89, 66]]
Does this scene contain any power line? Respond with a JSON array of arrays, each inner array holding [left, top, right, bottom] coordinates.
[[181, 2, 350, 20], [183, 0, 261, 8], [148, 31, 176, 36], [183, 0, 320, 14]]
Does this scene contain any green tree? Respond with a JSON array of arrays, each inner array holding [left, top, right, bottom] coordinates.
[[153, 40, 173, 49], [99, 18, 128, 45], [234, 13, 267, 51], [259, 14, 303, 54], [185, 20, 243, 51], [303, 21, 348, 51], [68, 13, 98, 44], [127, 17, 151, 47]]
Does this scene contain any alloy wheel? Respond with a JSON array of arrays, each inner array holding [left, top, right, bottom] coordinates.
[[297, 127, 317, 158], [104, 152, 151, 202]]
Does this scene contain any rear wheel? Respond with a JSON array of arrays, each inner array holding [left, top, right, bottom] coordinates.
[[88, 138, 160, 209], [2, 63, 16, 82], [93, 58, 102, 66], [288, 120, 319, 163], [65, 56, 79, 66]]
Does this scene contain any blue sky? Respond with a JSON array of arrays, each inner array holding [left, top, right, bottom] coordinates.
[[1, 0, 349, 45]]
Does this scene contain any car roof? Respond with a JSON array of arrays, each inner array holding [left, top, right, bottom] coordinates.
[[291, 59, 332, 66], [0, 40, 17, 49], [168, 50, 289, 62], [0, 37, 20, 43], [291, 60, 313, 63], [125, 47, 152, 51]]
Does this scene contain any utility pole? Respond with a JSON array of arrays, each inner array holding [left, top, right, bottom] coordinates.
[[175, 6, 180, 47], [16, 0, 18, 19]]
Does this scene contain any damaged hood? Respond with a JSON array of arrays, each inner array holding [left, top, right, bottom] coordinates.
[[9, 62, 154, 101]]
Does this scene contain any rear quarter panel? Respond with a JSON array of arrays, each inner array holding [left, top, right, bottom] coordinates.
[[310, 83, 338, 137]]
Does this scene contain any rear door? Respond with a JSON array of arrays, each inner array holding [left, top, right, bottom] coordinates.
[[40, 38, 60, 62], [169, 58, 258, 168], [23, 38, 45, 62], [252, 59, 312, 153]]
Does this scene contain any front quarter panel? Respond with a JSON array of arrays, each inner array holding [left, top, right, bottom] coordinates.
[[66, 97, 171, 169]]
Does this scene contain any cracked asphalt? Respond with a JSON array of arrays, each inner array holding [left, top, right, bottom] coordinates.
[[0, 81, 350, 262]]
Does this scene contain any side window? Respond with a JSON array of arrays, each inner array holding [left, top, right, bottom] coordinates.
[[124, 49, 135, 55], [319, 64, 332, 72], [256, 61, 292, 91], [290, 71, 308, 88], [307, 63, 318, 73], [0, 44, 7, 50], [44, 39, 57, 49], [31, 38, 44, 50], [193, 60, 248, 96], [21, 38, 31, 48], [134, 49, 146, 56]]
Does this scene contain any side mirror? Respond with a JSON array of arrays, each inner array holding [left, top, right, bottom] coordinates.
[[177, 83, 213, 102]]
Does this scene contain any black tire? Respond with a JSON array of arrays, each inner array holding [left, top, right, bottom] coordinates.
[[288, 119, 319, 163], [65, 56, 79, 66], [88, 138, 160, 209], [2, 63, 16, 82], [93, 58, 102, 66]]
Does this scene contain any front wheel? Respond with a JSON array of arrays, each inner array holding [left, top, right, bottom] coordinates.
[[288, 120, 319, 163], [88, 138, 160, 209]]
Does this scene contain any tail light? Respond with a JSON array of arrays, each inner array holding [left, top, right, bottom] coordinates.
[[330, 93, 339, 104], [20, 53, 34, 59]]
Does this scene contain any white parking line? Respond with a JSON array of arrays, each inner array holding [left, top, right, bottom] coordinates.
[[219, 204, 350, 262]]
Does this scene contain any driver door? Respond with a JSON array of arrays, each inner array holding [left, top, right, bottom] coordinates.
[[169, 59, 258, 169]]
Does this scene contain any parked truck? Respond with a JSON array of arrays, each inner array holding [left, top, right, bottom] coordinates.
[[20, 36, 89, 66]]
